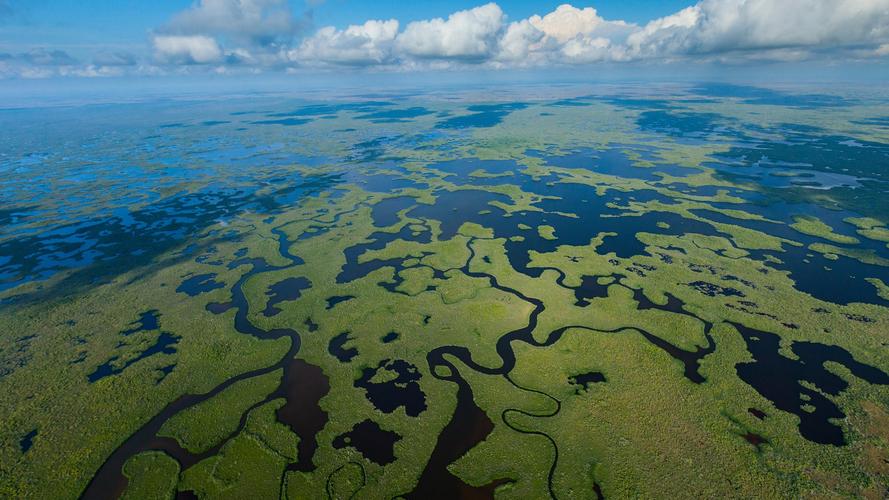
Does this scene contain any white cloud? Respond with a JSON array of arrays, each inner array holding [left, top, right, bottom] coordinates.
[[529, 4, 634, 44], [152, 35, 224, 64], [397, 3, 505, 60], [624, 5, 700, 59], [628, 0, 889, 59], [561, 36, 626, 62], [166, 0, 295, 46], [496, 19, 548, 63], [294, 19, 399, 65], [495, 4, 636, 64]]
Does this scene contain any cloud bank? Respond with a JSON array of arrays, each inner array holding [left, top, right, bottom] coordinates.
[[4, 0, 889, 78]]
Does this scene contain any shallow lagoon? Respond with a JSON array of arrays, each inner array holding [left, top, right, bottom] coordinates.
[[2, 83, 889, 499]]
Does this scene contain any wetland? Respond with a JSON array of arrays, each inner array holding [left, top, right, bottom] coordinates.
[[1, 82, 889, 499]]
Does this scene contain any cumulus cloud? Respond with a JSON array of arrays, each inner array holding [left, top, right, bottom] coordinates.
[[529, 4, 634, 44], [496, 19, 548, 63], [148, 0, 306, 67], [294, 19, 399, 65], [627, 0, 889, 59], [397, 3, 505, 60], [495, 4, 637, 64], [153, 35, 224, 64]]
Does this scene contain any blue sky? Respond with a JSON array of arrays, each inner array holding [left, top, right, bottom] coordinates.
[[0, 0, 887, 79]]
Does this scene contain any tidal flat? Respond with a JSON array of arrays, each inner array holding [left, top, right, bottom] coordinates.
[[1, 83, 889, 499]]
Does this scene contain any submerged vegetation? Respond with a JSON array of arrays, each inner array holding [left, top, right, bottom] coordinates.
[[1, 82, 889, 499]]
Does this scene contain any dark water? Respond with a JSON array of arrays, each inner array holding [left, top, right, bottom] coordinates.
[[370, 196, 417, 227], [569, 372, 606, 394], [19, 429, 37, 453], [325, 295, 355, 309], [692, 208, 889, 305], [328, 332, 358, 362], [121, 310, 160, 336], [332, 419, 402, 465], [354, 359, 428, 417], [88, 332, 180, 383], [263, 277, 311, 317], [528, 146, 698, 181], [280, 359, 331, 473], [338, 223, 432, 283], [733, 322, 889, 445], [429, 158, 520, 185], [404, 369, 510, 499], [748, 407, 767, 420], [402, 186, 725, 280], [176, 274, 225, 297], [573, 275, 614, 306]]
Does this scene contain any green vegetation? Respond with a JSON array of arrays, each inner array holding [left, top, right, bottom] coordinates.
[[122, 452, 179, 500], [159, 370, 282, 454], [2, 89, 889, 500], [791, 215, 859, 244]]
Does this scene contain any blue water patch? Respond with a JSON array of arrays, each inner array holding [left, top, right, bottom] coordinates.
[[355, 107, 434, 123], [326, 295, 355, 309], [436, 103, 528, 129], [691, 208, 889, 305], [177, 273, 225, 297], [355, 359, 427, 417], [121, 310, 160, 336], [329, 332, 358, 362], [88, 331, 180, 383], [711, 128, 889, 184], [708, 157, 867, 190], [637, 110, 730, 139], [596, 96, 675, 110], [692, 83, 851, 108], [734, 322, 889, 445], [371, 196, 418, 227], [263, 277, 312, 317], [251, 118, 313, 126], [549, 99, 593, 107], [529, 147, 696, 181], [429, 158, 521, 185], [266, 101, 396, 118], [852, 117, 889, 127]]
